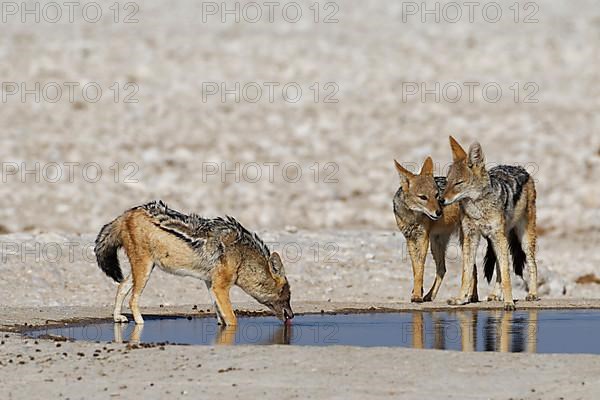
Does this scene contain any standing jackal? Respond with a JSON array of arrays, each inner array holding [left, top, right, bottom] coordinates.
[[442, 137, 539, 310], [94, 201, 294, 326], [393, 157, 478, 302]]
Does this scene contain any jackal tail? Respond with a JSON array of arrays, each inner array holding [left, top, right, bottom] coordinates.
[[94, 217, 124, 282], [483, 229, 525, 283]]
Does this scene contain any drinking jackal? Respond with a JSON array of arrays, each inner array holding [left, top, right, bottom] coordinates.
[[94, 201, 294, 326]]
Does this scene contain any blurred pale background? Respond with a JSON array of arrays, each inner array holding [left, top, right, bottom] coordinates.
[[1, 0, 599, 237]]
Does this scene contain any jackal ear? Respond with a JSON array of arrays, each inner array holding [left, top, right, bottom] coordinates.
[[468, 142, 485, 167], [394, 160, 413, 190], [420, 156, 434, 176], [269, 252, 286, 278], [449, 136, 467, 162]]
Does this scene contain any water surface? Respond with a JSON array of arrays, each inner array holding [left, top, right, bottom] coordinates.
[[25, 310, 600, 354]]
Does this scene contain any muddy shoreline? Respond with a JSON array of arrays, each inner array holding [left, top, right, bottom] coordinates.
[[5, 299, 600, 333]]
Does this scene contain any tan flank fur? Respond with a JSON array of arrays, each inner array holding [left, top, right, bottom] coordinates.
[[393, 157, 478, 302], [443, 136, 539, 310], [94, 201, 294, 326]]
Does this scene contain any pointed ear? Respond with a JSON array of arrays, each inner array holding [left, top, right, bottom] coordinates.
[[394, 160, 414, 191], [420, 156, 434, 176], [449, 136, 467, 162], [394, 160, 415, 179], [269, 252, 286, 278], [468, 142, 485, 167]]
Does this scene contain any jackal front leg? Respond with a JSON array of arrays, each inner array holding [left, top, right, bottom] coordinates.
[[448, 222, 479, 305], [210, 268, 238, 326], [406, 231, 429, 303], [424, 234, 449, 302], [205, 281, 224, 325]]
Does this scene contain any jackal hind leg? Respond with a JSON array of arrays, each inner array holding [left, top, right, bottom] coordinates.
[[113, 274, 133, 323], [523, 207, 539, 301], [487, 263, 503, 302], [205, 281, 224, 325], [424, 234, 449, 302], [407, 232, 429, 303], [129, 258, 155, 325], [490, 230, 515, 311], [470, 263, 479, 302], [448, 224, 479, 306]]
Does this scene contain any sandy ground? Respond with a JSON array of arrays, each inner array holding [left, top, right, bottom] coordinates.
[[1, 231, 600, 399], [1, 230, 600, 308], [2, 0, 600, 398], [2, 329, 600, 400]]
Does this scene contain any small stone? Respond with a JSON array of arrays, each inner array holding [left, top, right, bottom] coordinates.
[[284, 225, 298, 233]]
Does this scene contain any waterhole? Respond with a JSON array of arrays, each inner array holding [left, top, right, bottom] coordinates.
[[25, 310, 600, 354]]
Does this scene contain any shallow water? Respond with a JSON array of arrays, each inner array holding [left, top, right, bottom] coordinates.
[[25, 310, 600, 354]]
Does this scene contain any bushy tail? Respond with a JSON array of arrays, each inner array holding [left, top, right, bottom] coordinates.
[[508, 229, 525, 278], [483, 238, 496, 283], [94, 217, 124, 282], [483, 229, 525, 283]]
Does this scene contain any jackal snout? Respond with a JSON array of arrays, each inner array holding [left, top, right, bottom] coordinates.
[[249, 252, 294, 322], [268, 284, 294, 322], [394, 157, 443, 220]]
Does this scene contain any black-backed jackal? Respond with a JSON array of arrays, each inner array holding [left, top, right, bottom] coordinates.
[[94, 201, 294, 326], [393, 157, 478, 302], [442, 137, 539, 310]]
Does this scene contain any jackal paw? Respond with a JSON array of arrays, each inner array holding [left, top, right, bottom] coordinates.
[[423, 293, 433, 302], [525, 294, 540, 301], [487, 294, 501, 302], [411, 296, 424, 303], [447, 297, 469, 306], [113, 314, 128, 323], [503, 302, 516, 311]]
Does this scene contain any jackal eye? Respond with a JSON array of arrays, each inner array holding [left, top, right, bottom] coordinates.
[[418, 195, 428, 201]]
